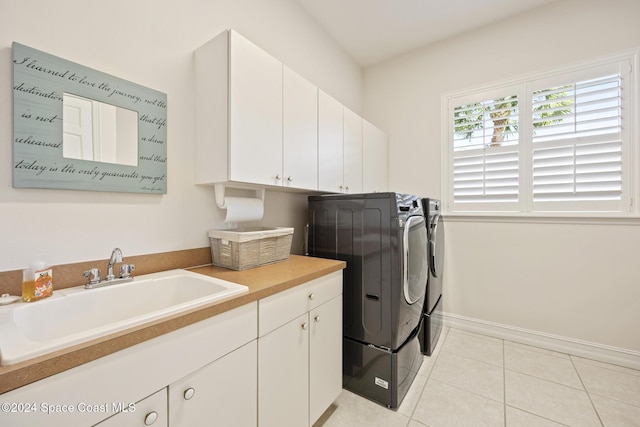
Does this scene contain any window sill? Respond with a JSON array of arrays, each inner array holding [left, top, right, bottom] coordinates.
[[443, 212, 640, 226]]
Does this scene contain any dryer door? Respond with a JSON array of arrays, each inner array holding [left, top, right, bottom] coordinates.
[[403, 215, 428, 304]]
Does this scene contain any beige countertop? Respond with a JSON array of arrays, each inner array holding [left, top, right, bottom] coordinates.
[[0, 255, 345, 395]]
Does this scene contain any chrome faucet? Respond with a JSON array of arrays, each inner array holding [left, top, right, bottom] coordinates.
[[83, 247, 135, 289], [106, 247, 123, 281]]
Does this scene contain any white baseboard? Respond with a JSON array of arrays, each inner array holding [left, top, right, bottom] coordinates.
[[443, 312, 640, 371]]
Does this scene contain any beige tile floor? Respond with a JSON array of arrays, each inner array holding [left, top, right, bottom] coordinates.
[[314, 327, 640, 427]]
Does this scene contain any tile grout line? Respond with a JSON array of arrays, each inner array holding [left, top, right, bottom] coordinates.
[[450, 328, 600, 426], [573, 356, 640, 379], [571, 355, 640, 409], [428, 328, 508, 407], [502, 366, 587, 392], [406, 326, 451, 426], [402, 327, 640, 426], [570, 354, 605, 427]]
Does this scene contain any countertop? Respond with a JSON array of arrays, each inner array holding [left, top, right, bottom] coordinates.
[[0, 255, 345, 395]]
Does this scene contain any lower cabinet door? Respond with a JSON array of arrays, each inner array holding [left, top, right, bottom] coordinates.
[[258, 313, 309, 427], [309, 296, 343, 425], [169, 340, 257, 427], [94, 388, 167, 427]]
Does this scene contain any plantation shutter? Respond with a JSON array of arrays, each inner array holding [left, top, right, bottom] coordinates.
[[446, 56, 633, 215], [451, 90, 520, 211], [530, 61, 630, 211]]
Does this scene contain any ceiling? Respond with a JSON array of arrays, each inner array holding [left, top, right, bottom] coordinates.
[[296, 0, 559, 67]]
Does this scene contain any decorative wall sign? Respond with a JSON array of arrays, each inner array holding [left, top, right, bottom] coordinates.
[[12, 42, 168, 193]]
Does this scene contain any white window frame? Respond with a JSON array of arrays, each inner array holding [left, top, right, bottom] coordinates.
[[443, 51, 638, 219]]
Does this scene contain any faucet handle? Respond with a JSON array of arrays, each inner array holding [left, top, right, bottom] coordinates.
[[120, 264, 135, 279], [83, 268, 101, 284]]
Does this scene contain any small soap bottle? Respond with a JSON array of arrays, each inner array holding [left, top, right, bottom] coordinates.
[[22, 262, 53, 302]]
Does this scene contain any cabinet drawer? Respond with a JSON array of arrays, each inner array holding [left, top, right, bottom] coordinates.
[[259, 271, 342, 337]]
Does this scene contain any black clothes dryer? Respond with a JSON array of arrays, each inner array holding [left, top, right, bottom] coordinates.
[[418, 198, 444, 356], [308, 192, 428, 408]]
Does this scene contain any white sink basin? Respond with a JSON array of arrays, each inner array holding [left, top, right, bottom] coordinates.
[[0, 269, 248, 366]]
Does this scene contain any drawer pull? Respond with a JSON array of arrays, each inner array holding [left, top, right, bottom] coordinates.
[[184, 387, 195, 400], [308, 293, 315, 301], [144, 411, 158, 425]]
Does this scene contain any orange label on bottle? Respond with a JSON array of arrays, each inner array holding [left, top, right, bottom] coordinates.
[[34, 268, 53, 298]]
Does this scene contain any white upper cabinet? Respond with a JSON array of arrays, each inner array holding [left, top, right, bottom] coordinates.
[[318, 90, 344, 193], [229, 32, 283, 186], [318, 92, 363, 194], [283, 67, 318, 190], [195, 29, 385, 194], [362, 119, 389, 192], [343, 107, 363, 194], [195, 30, 283, 187]]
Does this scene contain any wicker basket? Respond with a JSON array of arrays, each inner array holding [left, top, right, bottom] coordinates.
[[208, 227, 294, 270]]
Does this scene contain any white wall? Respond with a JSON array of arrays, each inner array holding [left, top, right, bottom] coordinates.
[[0, 0, 362, 271], [364, 0, 640, 359]]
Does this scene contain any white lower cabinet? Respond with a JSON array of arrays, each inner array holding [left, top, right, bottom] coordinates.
[[0, 272, 343, 427], [309, 296, 342, 424], [169, 340, 257, 427], [258, 271, 343, 427], [0, 303, 257, 427], [259, 313, 309, 427], [94, 388, 168, 427]]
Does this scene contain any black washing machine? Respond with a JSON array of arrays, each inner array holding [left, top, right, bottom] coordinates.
[[418, 198, 444, 356], [308, 192, 428, 408]]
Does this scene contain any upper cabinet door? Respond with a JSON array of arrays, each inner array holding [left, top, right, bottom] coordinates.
[[318, 91, 344, 193], [283, 67, 318, 191], [343, 107, 363, 194], [195, 29, 387, 193], [362, 120, 388, 193], [229, 31, 283, 186]]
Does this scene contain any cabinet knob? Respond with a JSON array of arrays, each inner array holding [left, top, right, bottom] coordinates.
[[345, 185, 350, 192], [183, 387, 195, 400], [314, 315, 321, 323], [144, 411, 158, 426], [301, 322, 308, 330], [287, 176, 294, 182], [275, 174, 282, 181], [308, 293, 315, 300]]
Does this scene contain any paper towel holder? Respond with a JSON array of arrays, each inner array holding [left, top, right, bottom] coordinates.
[[214, 183, 265, 209]]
